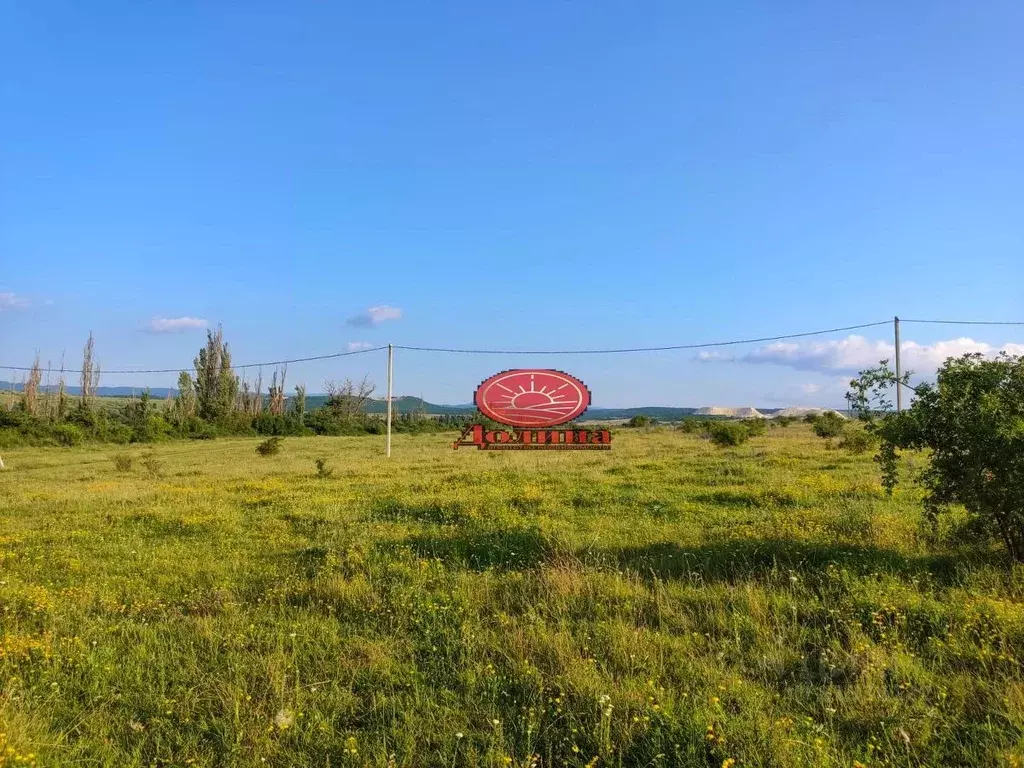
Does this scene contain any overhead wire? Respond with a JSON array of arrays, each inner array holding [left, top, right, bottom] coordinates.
[[2, 317, 1022, 373], [392, 320, 893, 355], [2, 345, 388, 375], [902, 319, 1024, 326]]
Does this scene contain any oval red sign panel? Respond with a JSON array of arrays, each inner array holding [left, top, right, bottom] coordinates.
[[474, 369, 592, 427]]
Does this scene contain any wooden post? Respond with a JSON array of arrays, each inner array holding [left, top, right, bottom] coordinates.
[[386, 343, 394, 457], [894, 316, 902, 412]]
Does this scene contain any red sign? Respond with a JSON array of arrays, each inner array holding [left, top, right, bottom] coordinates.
[[475, 369, 591, 428], [454, 424, 611, 451]]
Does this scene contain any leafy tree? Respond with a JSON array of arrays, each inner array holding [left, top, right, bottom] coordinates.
[[123, 389, 156, 443], [56, 376, 69, 421], [850, 353, 1024, 561], [171, 371, 197, 423], [291, 384, 307, 425], [847, 358, 910, 420], [193, 326, 239, 422]]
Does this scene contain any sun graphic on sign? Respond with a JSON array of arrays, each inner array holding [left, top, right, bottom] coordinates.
[[475, 369, 591, 427]]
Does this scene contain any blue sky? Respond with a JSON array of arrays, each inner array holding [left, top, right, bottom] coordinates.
[[2, 1, 1022, 407]]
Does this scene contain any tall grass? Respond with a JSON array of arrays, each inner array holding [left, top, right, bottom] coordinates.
[[0, 428, 1021, 766]]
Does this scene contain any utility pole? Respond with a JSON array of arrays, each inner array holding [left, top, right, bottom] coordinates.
[[386, 343, 394, 457], [894, 316, 902, 412]]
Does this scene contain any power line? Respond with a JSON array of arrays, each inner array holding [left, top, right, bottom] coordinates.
[[902, 319, 1024, 326], [2, 345, 388, 375], [3, 317, 1022, 373], [393, 320, 893, 355]]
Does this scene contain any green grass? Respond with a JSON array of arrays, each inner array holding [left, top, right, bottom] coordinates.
[[1, 428, 1022, 766]]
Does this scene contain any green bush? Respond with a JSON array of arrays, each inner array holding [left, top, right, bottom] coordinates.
[[626, 415, 655, 428], [112, 453, 133, 472], [186, 421, 218, 440], [854, 353, 1024, 561], [740, 418, 767, 436], [838, 427, 874, 454], [255, 437, 283, 456], [707, 421, 750, 447], [253, 413, 308, 436], [141, 453, 164, 478], [52, 423, 84, 447], [812, 411, 846, 439], [314, 457, 334, 479], [678, 418, 714, 434]]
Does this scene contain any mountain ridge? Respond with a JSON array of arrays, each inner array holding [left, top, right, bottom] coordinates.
[[0, 382, 783, 417]]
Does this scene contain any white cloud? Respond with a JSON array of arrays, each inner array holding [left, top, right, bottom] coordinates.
[[698, 334, 1024, 374], [347, 305, 403, 327], [347, 341, 374, 352], [0, 292, 31, 311], [148, 316, 208, 333], [696, 350, 732, 362], [801, 383, 822, 394]]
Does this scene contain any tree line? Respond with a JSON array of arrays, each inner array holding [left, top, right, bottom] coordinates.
[[1, 328, 472, 446]]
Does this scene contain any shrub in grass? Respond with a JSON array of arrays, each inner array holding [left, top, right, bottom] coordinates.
[[112, 453, 133, 472], [140, 453, 164, 478], [626, 415, 655, 428], [812, 411, 846, 439], [740, 418, 767, 437], [707, 421, 750, 447], [52, 423, 84, 447], [677, 419, 709, 434], [255, 437, 283, 457], [314, 457, 333, 478], [839, 427, 874, 454]]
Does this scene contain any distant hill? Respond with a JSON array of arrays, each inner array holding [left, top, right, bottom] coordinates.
[[0, 381, 178, 398], [0, 381, 785, 417]]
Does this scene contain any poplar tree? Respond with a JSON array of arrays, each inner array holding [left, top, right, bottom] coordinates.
[[291, 384, 307, 425], [80, 332, 100, 407], [173, 370, 197, 421], [193, 326, 239, 422]]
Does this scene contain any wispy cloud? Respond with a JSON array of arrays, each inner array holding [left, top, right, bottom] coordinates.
[[0, 291, 31, 311], [147, 316, 208, 333], [698, 335, 1024, 374], [347, 341, 374, 352], [346, 305, 403, 327]]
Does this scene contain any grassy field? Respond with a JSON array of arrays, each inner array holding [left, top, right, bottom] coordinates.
[[1, 428, 1022, 767]]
